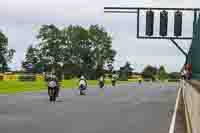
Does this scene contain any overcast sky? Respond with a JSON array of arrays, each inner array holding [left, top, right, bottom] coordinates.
[[1, 0, 199, 72]]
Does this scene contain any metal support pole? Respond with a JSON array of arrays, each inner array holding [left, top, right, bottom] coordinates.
[[194, 11, 197, 24], [170, 39, 187, 57], [184, 11, 198, 65], [104, 11, 138, 13], [137, 9, 140, 38], [104, 7, 200, 11]]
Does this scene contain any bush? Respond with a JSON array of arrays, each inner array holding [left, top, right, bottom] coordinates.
[[168, 79, 180, 82], [64, 74, 73, 80], [168, 72, 181, 79], [19, 75, 36, 81]]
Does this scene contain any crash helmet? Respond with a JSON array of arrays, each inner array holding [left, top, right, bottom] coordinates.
[[80, 75, 85, 80]]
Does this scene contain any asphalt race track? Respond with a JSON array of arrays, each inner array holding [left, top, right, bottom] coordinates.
[[0, 82, 178, 133]]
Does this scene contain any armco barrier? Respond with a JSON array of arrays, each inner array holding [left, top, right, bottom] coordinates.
[[179, 80, 200, 133], [0, 74, 3, 80], [0, 74, 44, 81], [36, 74, 44, 81], [3, 75, 18, 81]]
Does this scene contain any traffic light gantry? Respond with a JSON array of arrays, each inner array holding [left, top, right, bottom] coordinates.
[[104, 7, 200, 58]]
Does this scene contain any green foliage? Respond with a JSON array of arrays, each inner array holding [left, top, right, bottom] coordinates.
[[168, 79, 179, 82], [119, 62, 134, 81], [23, 24, 116, 79], [168, 72, 181, 79], [142, 65, 157, 80], [22, 45, 42, 73], [157, 66, 168, 81], [119, 71, 128, 81], [0, 31, 15, 72]]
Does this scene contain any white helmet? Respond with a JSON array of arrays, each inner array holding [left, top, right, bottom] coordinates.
[[80, 75, 85, 80]]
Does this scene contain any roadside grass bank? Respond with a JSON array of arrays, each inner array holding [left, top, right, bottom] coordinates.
[[0, 79, 135, 94]]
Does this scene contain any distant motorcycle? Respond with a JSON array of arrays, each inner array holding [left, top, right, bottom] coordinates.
[[99, 81, 104, 88], [48, 80, 58, 102], [138, 79, 142, 84], [79, 84, 87, 96], [112, 80, 116, 87]]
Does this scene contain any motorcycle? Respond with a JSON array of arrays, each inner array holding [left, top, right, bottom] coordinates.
[[138, 79, 142, 84], [48, 86, 57, 102], [112, 80, 116, 87], [99, 81, 104, 88], [48, 80, 58, 102], [79, 84, 87, 95]]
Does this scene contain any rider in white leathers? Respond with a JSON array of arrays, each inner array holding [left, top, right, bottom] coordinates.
[[78, 76, 87, 95]]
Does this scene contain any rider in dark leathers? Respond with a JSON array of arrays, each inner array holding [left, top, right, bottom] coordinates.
[[111, 72, 117, 87], [48, 75, 60, 102], [99, 75, 105, 88]]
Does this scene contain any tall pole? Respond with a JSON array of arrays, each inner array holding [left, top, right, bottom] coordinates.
[[137, 9, 140, 38]]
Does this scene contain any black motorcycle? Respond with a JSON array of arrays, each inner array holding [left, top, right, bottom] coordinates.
[[112, 80, 116, 87], [48, 86, 57, 102], [79, 84, 87, 95], [48, 80, 59, 102], [99, 81, 104, 88], [138, 79, 142, 84]]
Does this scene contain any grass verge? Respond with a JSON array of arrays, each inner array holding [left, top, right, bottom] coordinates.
[[0, 79, 135, 94]]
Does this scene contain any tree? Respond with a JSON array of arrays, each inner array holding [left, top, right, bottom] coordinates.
[[0, 31, 15, 72], [142, 65, 157, 80], [168, 72, 181, 79], [89, 25, 116, 68], [37, 25, 63, 68], [157, 66, 168, 81], [22, 45, 41, 73], [62, 25, 116, 79], [119, 62, 134, 81], [88, 25, 116, 78], [32, 24, 116, 79], [63, 63, 81, 79]]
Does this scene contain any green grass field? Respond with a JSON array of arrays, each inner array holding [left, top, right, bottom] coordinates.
[[0, 81, 47, 94], [0, 79, 135, 94]]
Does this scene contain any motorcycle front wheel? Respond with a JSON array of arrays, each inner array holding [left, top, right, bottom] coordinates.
[[49, 89, 56, 102], [80, 89, 86, 95], [112, 81, 116, 86]]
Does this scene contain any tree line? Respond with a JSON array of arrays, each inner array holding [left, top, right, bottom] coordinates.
[[141, 65, 181, 80], [0, 25, 180, 80], [22, 24, 116, 80]]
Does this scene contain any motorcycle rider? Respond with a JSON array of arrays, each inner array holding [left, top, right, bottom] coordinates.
[[78, 75, 87, 95], [111, 71, 117, 86], [99, 75, 105, 88], [48, 75, 58, 102]]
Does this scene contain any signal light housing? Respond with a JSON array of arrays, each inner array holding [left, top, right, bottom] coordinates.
[[174, 11, 182, 36], [146, 10, 154, 36], [160, 10, 168, 36]]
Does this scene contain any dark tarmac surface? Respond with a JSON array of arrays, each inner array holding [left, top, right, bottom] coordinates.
[[0, 82, 178, 133]]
